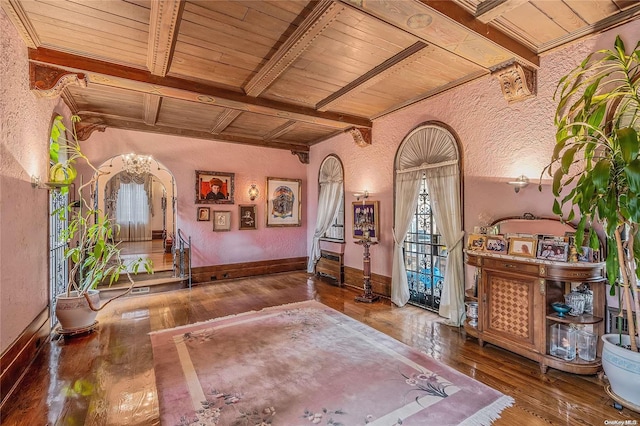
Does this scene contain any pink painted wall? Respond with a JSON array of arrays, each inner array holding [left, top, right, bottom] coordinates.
[[0, 8, 66, 352], [81, 130, 307, 267], [306, 21, 640, 288]]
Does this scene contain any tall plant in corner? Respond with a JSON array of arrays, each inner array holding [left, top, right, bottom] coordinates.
[[50, 115, 152, 330], [542, 36, 639, 353]]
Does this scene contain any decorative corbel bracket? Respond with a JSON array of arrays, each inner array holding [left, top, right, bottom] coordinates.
[[490, 60, 536, 104], [291, 150, 309, 164], [348, 127, 372, 147], [29, 62, 86, 99], [75, 118, 107, 141]]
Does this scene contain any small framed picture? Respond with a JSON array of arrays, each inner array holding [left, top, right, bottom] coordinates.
[[239, 204, 257, 230], [213, 211, 231, 231], [485, 235, 508, 254], [467, 234, 486, 251], [353, 201, 379, 239], [508, 237, 537, 257], [197, 207, 210, 222], [577, 246, 593, 262]]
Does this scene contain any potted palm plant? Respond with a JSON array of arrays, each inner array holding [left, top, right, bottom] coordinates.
[[50, 115, 152, 331], [543, 36, 639, 408]]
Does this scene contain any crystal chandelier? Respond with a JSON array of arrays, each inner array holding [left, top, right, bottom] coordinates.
[[122, 153, 152, 176]]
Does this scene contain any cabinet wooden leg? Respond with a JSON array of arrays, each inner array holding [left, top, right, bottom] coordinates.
[[540, 364, 548, 374], [478, 338, 485, 347]]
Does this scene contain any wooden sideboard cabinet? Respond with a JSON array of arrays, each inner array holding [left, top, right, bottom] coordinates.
[[465, 251, 606, 375], [315, 250, 344, 286]]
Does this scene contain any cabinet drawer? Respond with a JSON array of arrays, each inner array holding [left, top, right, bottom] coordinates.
[[482, 258, 540, 275]]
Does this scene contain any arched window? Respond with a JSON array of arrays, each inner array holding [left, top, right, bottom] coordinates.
[[392, 123, 465, 325], [307, 155, 344, 272]]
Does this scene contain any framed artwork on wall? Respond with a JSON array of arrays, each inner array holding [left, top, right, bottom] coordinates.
[[213, 211, 231, 231], [195, 170, 234, 204], [352, 201, 379, 239], [266, 177, 302, 227], [197, 207, 210, 222], [239, 204, 257, 230]]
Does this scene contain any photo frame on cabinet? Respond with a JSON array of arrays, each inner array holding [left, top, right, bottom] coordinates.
[[467, 234, 486, 251], [266, 177, 301, 227], [197, 207, 210, 222], [352, 201, 379, 239], [239, 204, 257, 230], [196, 170, 234, 204], [213, 211, 231, 231], [537, 240, 569, 262], [485, 235, 508, 254], [508, 237, 537, 257]]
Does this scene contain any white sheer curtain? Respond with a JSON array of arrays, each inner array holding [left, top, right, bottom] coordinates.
[[424, 164, 465, 326], [116, 181, 152, 242], [392, 124, 464, 325], [307, 156, 344, 272], [391, 171, 422, 306]]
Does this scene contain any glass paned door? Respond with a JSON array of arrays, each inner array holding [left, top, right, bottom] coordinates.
[[404, 174, 447, 312], [49, 189, 68, 326]]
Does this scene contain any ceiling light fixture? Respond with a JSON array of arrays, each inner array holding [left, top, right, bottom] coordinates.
[[122, 153, 152, 176]]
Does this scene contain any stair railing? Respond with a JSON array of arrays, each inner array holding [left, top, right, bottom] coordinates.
[[174, 228, 192, 289]]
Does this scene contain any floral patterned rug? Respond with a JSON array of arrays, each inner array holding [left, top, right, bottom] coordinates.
[[150, 301, 513, 425]]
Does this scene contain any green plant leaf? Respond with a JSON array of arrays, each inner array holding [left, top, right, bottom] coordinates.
[[624, 158, 640, 193], [561, 147, 577, 173], [619, 127, 639, 164], [592, 160, 611, 192]]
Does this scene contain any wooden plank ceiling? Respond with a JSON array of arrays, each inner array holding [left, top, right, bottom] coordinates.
[[3, 0, 639, 156]]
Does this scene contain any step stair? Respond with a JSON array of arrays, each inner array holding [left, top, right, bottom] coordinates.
[[97, 269, 189, 300]]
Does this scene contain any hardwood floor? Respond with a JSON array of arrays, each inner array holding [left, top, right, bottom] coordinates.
[[1, 272, 637, 425]]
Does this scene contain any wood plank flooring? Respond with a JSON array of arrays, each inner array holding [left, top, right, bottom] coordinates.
[[2, 272, 637, 425]]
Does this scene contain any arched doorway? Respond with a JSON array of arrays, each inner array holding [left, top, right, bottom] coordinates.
[[95, 155, 177, 273]]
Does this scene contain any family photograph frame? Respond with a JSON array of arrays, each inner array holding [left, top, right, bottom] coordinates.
[[352, 201, 379, 239], [239, 204, 257, 230], [212, 211, 231, 231], [537, 240, 570, 262], [266, 177, 302, 227], [485, 235, 508, 254], [196, 170, 235, 204]]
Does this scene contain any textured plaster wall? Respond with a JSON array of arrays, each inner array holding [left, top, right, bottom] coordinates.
[[307, 21, 639, 286], [0, 9, 64, 352], [81, 130, 307, 267]]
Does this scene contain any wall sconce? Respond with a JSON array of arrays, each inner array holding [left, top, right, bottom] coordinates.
[[508, 175, 529, 193], [31, 175, 41, 188], [248, 184, 259, 201], [353, 190, 369, 201]]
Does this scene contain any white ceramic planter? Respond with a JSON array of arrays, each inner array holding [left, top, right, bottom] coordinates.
[[55, 290, 100, 331], [601, 333, 640, 407]]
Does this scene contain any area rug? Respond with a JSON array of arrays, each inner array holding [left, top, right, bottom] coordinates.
[[150, 301, 513, 425]]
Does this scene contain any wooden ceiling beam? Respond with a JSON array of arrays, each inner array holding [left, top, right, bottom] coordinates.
[[263, 120, 298, 141], [78, 113, 310, 151], [474, 0, 528, 24], [244, 0, 345, 96], [28, 48, 372, 130], [317, 41, 430, 112], [143, 94, 162, 125], [147, 0, 184, 76], [210, 110, 242, 135]]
